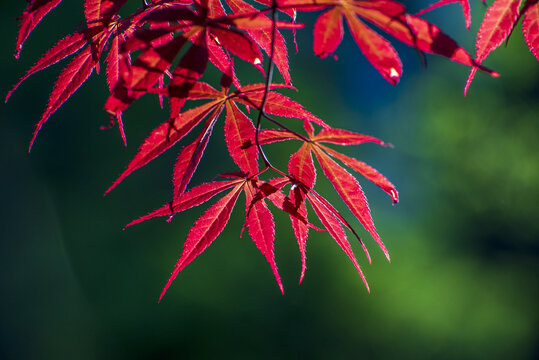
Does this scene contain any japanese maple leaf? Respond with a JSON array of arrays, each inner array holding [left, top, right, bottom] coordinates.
[[306, 190, 370, 290], [158, 179, 247, 301], [465, 0, 522, 94], [126, 173, 284, 299], [14, 0, 63, 59], [259, 122, 397, 260], [103, 2, 297, 123], [279, 0, 497, 84], [8, 0, 134, 149], [84, 0, 128, 25], [416, 0, 471, 30], [261, 174, 372, 288], [218, 0, 293, 84], [311, 1, 402, 84], [522, 0, 539, 61], [7, 23, 113, 150], [105, 82, 325, 196]]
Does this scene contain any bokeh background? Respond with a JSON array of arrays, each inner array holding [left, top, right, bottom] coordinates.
[[1, 1, 538, 359]]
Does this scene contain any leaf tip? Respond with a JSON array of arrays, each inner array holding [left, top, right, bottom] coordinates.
[[28, 130, 40, 153], [464, 66, 478, 96], [390, 189, 399, 204], [389, 68, 401, 85], [104, 183, 116, 195], [158, 292, 166, 303], [299, 263, 306, 284], [116, 111, 127, 146], [5, 90, 14, 103], [14, 47, 22, 60], [359, 267, 370, 293], [159, 278, 174, 303]]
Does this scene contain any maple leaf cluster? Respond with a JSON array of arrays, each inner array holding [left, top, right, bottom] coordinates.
[[7, 0, 537, 299]]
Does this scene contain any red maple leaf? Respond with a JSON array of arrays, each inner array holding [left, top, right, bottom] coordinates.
[[8, 0, 536, 300]]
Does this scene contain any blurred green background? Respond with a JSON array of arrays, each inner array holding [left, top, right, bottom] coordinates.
[[1, 1, 538, 359]]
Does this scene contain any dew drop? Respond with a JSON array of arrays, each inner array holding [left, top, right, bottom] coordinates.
[[254, 58, 262, 65], [389, 67, 399, 79]]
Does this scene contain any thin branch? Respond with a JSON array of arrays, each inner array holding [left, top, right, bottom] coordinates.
[[254, 0, 282, 174]]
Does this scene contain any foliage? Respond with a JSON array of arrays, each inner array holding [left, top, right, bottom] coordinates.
[[6, 0, 538, 299]]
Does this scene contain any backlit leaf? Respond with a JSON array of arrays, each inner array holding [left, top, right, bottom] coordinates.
[[15, 0, 63, 59], [159, 183, 244, 301], [465, 0, 521, 94]]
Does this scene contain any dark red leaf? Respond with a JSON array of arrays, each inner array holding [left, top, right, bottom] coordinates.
[[169, 33, 209, 118], [140, 5, 199, 24], [104, 35, 188, 115], [276, 0, 335, 11], [121, 25, 181, 53], [206, 34, 242, 89], [218, 11, 303, 30], [85, 0, 127, 24]]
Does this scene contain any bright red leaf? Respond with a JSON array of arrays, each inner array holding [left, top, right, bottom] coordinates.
[[416, 0, 471, 30], [465, 0, 521, 94], [14, 0, 63, 59], [159, 182, 245, 301], [523, 0, 539, 61], [11, 0, 533, 299], [7, 31, 88, 102], [306, 191, 370, 291], [30, 44, 102, 150], [245, 180, 283, 293]]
